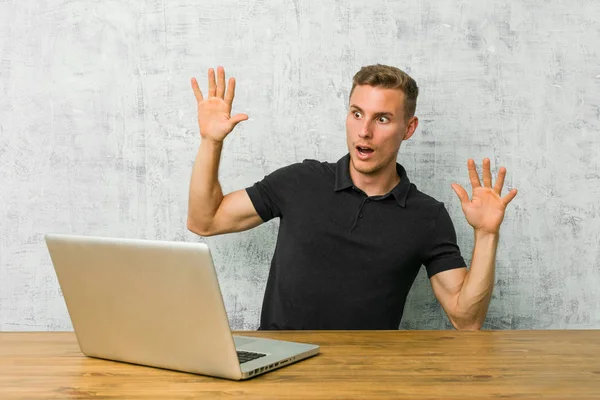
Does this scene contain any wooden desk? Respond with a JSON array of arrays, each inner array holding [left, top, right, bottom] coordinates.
[[1, 330, 599, 399]]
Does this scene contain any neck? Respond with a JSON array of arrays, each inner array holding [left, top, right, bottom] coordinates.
[[349, 160, 400, 197]]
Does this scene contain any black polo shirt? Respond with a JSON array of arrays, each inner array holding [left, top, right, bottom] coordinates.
[[245, 153, 466, 330]]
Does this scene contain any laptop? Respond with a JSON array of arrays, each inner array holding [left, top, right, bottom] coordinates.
[[44, 233, 320, 380]]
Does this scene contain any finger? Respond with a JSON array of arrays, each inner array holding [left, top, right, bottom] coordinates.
[[224, 77, 236, 109], [501, 188, 518, 206], [216, 66, 226, 99], [190, 77, 204, 102], [451, 183, 470, 205], [229, 113, 249, 128], [468, 159, 481, 188], [493, 167, 507, 195], [208, 68, 216, 97], [482, 158, 492, 188]]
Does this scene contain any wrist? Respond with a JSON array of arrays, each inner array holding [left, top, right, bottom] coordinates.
[[473, 229, 499, 241], [201, 136, 224, 148]]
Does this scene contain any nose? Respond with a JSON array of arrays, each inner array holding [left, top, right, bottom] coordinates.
[[358, 120, 373, 139]]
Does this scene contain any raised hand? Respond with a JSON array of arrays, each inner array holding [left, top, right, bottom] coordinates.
[[451, 158, 518, 234], [191, 66, 248, 143]]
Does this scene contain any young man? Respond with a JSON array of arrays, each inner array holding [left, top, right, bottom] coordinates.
[[187, 64, 518, 330]]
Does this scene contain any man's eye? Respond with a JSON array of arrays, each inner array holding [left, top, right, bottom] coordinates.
[[378, 117, 389, 123], [353, 111, 362, 118]]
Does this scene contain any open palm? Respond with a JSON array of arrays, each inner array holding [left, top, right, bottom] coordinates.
[[191, 66, 248, 143], [451, 158, 518, 234]]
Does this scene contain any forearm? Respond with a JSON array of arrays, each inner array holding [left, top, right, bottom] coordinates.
[[454, 231, 499, 329], [187, 138, 225, 233]]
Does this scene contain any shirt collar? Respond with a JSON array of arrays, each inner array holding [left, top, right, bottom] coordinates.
[[334, 153, 411, 207]]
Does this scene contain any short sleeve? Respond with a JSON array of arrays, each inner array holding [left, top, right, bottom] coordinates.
[[422, 203, 467, 278], [245, 163, 302, 222]]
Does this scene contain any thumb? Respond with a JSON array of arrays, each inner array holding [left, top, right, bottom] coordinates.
[[451, 183, 470, 205], [229, 113, 249, 128]]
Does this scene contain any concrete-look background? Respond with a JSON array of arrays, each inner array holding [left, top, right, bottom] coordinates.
[[1, 0, 600, 331]]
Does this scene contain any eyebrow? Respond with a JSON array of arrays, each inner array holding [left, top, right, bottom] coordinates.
[[350, 104, 395, 118]]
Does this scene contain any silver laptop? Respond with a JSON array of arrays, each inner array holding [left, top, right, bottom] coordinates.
[[44, 233, 320, 380]]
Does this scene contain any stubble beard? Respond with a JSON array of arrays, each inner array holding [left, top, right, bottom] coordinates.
[[350, 150, 397, 176]]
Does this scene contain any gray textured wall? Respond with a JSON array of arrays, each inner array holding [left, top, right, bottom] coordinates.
[[2, 0, 600, 331]]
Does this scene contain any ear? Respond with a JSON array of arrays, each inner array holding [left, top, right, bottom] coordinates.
[[402, 116, 419, 141]]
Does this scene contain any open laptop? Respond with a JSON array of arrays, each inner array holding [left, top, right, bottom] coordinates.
[[44, 233, 320, 380]]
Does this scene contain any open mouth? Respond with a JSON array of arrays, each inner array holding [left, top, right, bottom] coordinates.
[[356, 146, 374, 156]]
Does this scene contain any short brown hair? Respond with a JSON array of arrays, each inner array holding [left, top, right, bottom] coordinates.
[[349, 64, 419, 120]]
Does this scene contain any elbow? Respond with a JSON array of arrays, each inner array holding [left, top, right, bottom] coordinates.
[[449, 296, 488, 331], [451, 316, 483, 331], [186, 218, 214, 237], [454, 322, 483, 331]]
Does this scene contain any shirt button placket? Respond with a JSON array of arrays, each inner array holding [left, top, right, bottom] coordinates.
[[349, 197, 369, 233]]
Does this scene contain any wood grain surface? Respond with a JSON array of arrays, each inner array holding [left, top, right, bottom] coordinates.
[[1, 330, 599, 399]]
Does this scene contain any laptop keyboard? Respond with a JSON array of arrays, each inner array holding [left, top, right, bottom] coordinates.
[[237, 350, 267, 364]]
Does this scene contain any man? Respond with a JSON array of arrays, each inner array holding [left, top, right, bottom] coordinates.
[[187, 64, 518, 331]]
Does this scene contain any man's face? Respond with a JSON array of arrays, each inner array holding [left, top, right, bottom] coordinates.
[[345, 85, 417, 176]]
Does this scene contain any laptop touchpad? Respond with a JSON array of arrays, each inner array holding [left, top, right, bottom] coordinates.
[[233, 336, 257, 347]]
